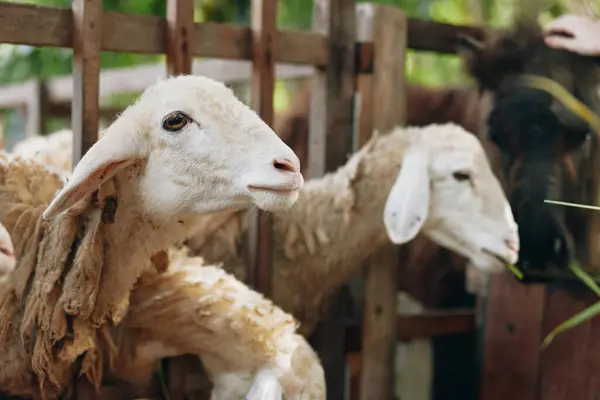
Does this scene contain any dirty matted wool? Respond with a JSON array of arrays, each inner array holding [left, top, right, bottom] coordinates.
[[0, 153, 127, 395]]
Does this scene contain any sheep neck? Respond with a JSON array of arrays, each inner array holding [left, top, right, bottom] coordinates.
[[269, 128, 422, 333]]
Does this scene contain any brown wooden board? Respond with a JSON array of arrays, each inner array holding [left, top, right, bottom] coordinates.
[[539, 286, 598, 400], [244, 0, 277, 296], [357, 5, 407, 400], [307, 0, 356, 399], [0, 3, 487, 66], [480, 274, 546, 400], [166, 0, 194, 76], [71, 0, 101, 164]]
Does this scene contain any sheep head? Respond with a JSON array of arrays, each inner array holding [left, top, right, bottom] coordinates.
[[383, 123, 519, 273], [43, 75, 303, 221], [0, 222, 14, 277]]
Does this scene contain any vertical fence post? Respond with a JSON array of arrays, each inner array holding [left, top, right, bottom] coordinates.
[[166, 0, 194, 76], [355, 4, 407, 400], [165, 1, 196, 398], [245, 0, 277, 295], [308, 0, 356, 398], [71, 0, 102, 166], [71, 0, 103, 397]]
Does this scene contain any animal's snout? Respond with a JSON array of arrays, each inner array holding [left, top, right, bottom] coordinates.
[[273, 158, 299, 174], [505, 234, 519, 253]]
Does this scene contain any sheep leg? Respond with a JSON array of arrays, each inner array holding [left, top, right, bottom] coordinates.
[[243, 367, 283, 400], [114, 264, 299, 396]]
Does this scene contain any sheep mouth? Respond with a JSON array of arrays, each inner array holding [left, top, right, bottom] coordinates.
[[247, 185, 300, 195], [481, 247, 514, 265], [0, 247, 12, 257]]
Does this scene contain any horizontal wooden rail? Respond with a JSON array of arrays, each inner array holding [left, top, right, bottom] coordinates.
[[0, 2, 485, 68], [345, 308, 476, 351]]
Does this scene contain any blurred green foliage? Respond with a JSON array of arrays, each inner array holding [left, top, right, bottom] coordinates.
[[0, 0, 572, 140]]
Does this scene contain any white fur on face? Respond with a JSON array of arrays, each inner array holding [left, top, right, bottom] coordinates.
[[134, 75, 303, 218], [384, 124, 519, 273], [0, 223, 15, 277], [42, 75, 304, 221]]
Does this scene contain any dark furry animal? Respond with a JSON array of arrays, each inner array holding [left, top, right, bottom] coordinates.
[[457, 23, 600, 276]]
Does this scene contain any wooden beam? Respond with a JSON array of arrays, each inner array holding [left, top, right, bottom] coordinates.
[[71, 0, 102, 165], [480, 274, 546, 400], [307, 0, 356, 398], [346, 309, 477, 349], [166, 0, 194, 75], [0, 2, 488, 67], [47, 101, 120, 121], [245, 0, 277, 295], [71, 1, 102, 396], [357, 4, 407, 400], [164, 1, 195, 397]]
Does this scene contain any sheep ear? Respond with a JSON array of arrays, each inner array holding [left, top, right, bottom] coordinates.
[[43, 124, 147, 220], [383, 150, 430, 244]]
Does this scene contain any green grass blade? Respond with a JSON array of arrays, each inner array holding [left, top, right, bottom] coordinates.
[[544, 199, 600, 211], [506, 263, 523, 280], [570, 262, 600, 298], [543, 300, 600, 348]]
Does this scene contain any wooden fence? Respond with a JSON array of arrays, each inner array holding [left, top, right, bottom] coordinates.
[[0, 0, 490, 399]]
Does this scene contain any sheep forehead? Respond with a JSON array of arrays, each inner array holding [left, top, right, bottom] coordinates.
[[138, 75, 255, 131]]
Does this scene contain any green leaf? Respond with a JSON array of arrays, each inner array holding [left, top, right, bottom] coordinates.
[[570, 262, 600, 298], [543, 300, 600, 348], [506, 263, 523, 280]]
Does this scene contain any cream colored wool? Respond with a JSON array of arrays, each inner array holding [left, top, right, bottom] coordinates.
[[0, 217, 324, 399], [114, 247, 325, 399], [11, 129, 73, 173], [0, 74, 307, 399], [185, 123, 515, 335]]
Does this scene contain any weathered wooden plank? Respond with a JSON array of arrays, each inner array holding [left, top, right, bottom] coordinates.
[[357, 4, 407, 400], [166, 0, 194, 75], [71, 0, 102, 165], [71, 0, 103, 393], [244, 0, 277, 296], [307, 0, 356, 399], [407, 18, 486, 53], [480, 274, 546, 400], [164, 1, 195, 396], [0, 2, 491, 66], [307, 0, 356, 178], [345, 309, 477, 350], [396, 309, 476, 340], [538, 287, 595, 400]]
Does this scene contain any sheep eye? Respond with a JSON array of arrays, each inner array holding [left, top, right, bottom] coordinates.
[[452, 171, 471, 182], [162, 111, 190, 132]]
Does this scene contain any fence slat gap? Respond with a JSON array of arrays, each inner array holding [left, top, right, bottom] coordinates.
[[244, 0, 277, 296], [71, 0, 102, 166]]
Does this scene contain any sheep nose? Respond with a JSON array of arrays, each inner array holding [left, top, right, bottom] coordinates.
[[505, 235, 520, 253], [273, 158, 299, 174]]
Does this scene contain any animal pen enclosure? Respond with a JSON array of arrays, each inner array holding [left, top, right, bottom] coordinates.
[[2, 1, 596, 400], [0, 1, 488, 398]]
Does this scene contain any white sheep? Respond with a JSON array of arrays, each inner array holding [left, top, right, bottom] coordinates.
[[0, 74, 315, 400], [11, 129, 73, 173], [120, 247, 324, 400], [180, 123, 520, 335], [382, 123, 519, 269]]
